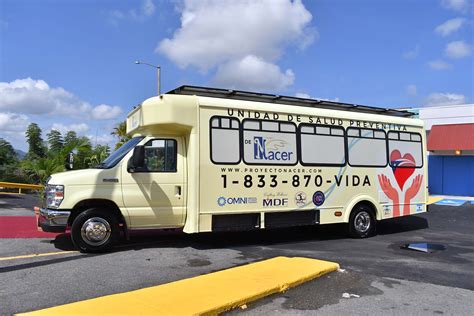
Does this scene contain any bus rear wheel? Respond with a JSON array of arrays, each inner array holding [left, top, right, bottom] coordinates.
[[71, 208, 119, 253], [348, 204, 376, 238]]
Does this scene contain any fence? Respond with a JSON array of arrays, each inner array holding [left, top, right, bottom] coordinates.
[[0, 182, 43, 194]]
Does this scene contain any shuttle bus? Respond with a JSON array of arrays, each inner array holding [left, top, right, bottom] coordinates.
[[38, 86, 428, 252]]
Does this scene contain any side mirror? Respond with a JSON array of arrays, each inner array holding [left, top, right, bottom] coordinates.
[[65, 152, 74, 170], [128, 145, 145, 172]]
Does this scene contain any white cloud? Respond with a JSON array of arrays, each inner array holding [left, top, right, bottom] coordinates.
[[445, 40, 472, 58], [109, 0, 156, 24], [295, 92, 311, 98], [130, 0, 156, 19], [441, 0, 470, 13], [142, 0, 156, 16], [110, 10, 125, 20], [0, 113, 29, 132], [406, 84, 417, 96], [213, 55, 294, 91], [157, 0, 314, 91], [87, 134, 116, 146], [424, 92, 466, 106], [91, 104, 122, 120], [294, 92, 339, 102], [0, 78, 124, 151], [51, 123, 90, 134], [157, 0, 313, 70], [435, 18, 466, 36], [0, 78, 122, 120], [428, 59, 453, 70], [0, 78, 77, 115], [403, 45, 420, 59]]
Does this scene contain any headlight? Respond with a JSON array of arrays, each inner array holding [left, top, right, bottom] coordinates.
[[46, 185, 64, 209]]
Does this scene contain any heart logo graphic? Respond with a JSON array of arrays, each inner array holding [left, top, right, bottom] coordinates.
[[390, 150, 415, 190]]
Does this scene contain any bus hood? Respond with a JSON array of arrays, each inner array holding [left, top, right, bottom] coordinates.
[[48, 168, 120, 186]]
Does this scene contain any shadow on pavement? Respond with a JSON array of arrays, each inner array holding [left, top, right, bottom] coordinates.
[[50, 214, 429, 253], [0, 254, 95, 273], [377, 215, 429, 235]]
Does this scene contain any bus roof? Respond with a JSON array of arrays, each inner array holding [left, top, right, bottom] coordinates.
[[166, 85, 415, 118]]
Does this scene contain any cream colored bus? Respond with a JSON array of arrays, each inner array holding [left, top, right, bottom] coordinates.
[[38, 86, 427, 252]]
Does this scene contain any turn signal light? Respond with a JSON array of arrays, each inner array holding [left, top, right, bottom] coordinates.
[[334, 211, 342, 217]]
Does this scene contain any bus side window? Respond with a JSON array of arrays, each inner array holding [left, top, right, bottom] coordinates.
[[347, 128, 387, 167], [388, 132, 423, 167], [242, 119, 297, 165], [143, 139, 177, 172], [299, 124, 346, 166], [210, 116, 241, 164]]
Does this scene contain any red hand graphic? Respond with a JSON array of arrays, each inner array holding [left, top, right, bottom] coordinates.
[[378, 174, 400, 217], [403, 175, 423, 215]]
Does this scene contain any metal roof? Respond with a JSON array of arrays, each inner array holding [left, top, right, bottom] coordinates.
[[166, 85, 415, 118], [428, 123, 474, 151]]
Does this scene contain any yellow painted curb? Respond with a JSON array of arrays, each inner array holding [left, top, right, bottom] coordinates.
[[17, 256, 339, 315], [428, 196, 444, 205]]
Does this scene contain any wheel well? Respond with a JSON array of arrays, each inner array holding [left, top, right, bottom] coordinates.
[[351, 201, 377, 219], [68, 199, 126, 228]]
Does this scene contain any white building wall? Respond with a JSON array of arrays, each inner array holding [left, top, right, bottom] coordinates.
[[403, 104, 474, 156], [412, 104, 474, 130]]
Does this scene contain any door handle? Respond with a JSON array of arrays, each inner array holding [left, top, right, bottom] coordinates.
[[175, 185, 182, 198]]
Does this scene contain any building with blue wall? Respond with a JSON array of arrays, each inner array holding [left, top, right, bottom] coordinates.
[[414, 104, 474, 197]]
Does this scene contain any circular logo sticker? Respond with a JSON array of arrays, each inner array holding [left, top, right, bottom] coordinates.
[[217, 197, 226, 206], [312, 191, 325, 207], [295, 192, 307, 207]]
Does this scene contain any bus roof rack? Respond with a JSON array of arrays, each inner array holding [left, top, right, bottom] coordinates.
[[167, 85, 415, 118]]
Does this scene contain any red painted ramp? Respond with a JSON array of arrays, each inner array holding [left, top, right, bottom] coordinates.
[[0, 216, 60, 238]]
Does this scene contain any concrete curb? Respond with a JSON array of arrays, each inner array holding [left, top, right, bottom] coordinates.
[[17, 256, 339, 315]]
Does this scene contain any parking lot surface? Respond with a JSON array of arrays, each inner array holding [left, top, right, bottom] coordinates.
[[1, 194, 473, 315]]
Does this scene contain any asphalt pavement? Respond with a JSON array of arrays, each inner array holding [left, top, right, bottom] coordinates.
[[0, 194, 473, 315]]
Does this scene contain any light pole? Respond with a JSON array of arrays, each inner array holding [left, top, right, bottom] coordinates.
[[135, 60, 161, 95]]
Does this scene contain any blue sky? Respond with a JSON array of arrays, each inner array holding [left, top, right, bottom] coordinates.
[[0, 0, 472, 151]]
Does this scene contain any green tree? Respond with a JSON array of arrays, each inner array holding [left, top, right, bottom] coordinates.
[[64, 131, 78, 147], [84, 144, 111, 167], [47, 129, 64, 154], [0, 138, 22, 182], [111, 121, 130, 150], [25, 123, 46, 159], [74, 136, 93, 169], [0, 138, 17, 165], [22, 137, 92, 184]]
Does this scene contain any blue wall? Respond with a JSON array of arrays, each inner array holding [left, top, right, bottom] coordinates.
[[429, 155, 474, 196]]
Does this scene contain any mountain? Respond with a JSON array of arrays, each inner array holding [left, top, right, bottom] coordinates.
[[15, 149, 26, 160]]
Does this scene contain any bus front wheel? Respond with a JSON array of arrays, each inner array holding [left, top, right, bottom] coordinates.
[[71, 208, 119, 253], [348, 204, 376, 238]]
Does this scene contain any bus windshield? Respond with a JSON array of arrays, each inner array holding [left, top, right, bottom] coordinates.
[[94, 136, 144, 169]]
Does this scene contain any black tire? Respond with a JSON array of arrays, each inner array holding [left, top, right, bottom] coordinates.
[[71, 208, 119, 253], [348, 204, 376, 238]]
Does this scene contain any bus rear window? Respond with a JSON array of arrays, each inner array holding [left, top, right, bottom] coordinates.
[[388, 131, 423, 168]]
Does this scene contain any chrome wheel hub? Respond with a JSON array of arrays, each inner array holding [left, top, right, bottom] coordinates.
[[81, 217, 111, 246], [354, 211, 371, 233]]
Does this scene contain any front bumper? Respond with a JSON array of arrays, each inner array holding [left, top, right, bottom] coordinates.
[[36, 207, 71, 233]]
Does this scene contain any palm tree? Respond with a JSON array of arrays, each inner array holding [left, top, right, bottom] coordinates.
[[111, 121, 130, 150], [21, 138, 91, 184]]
